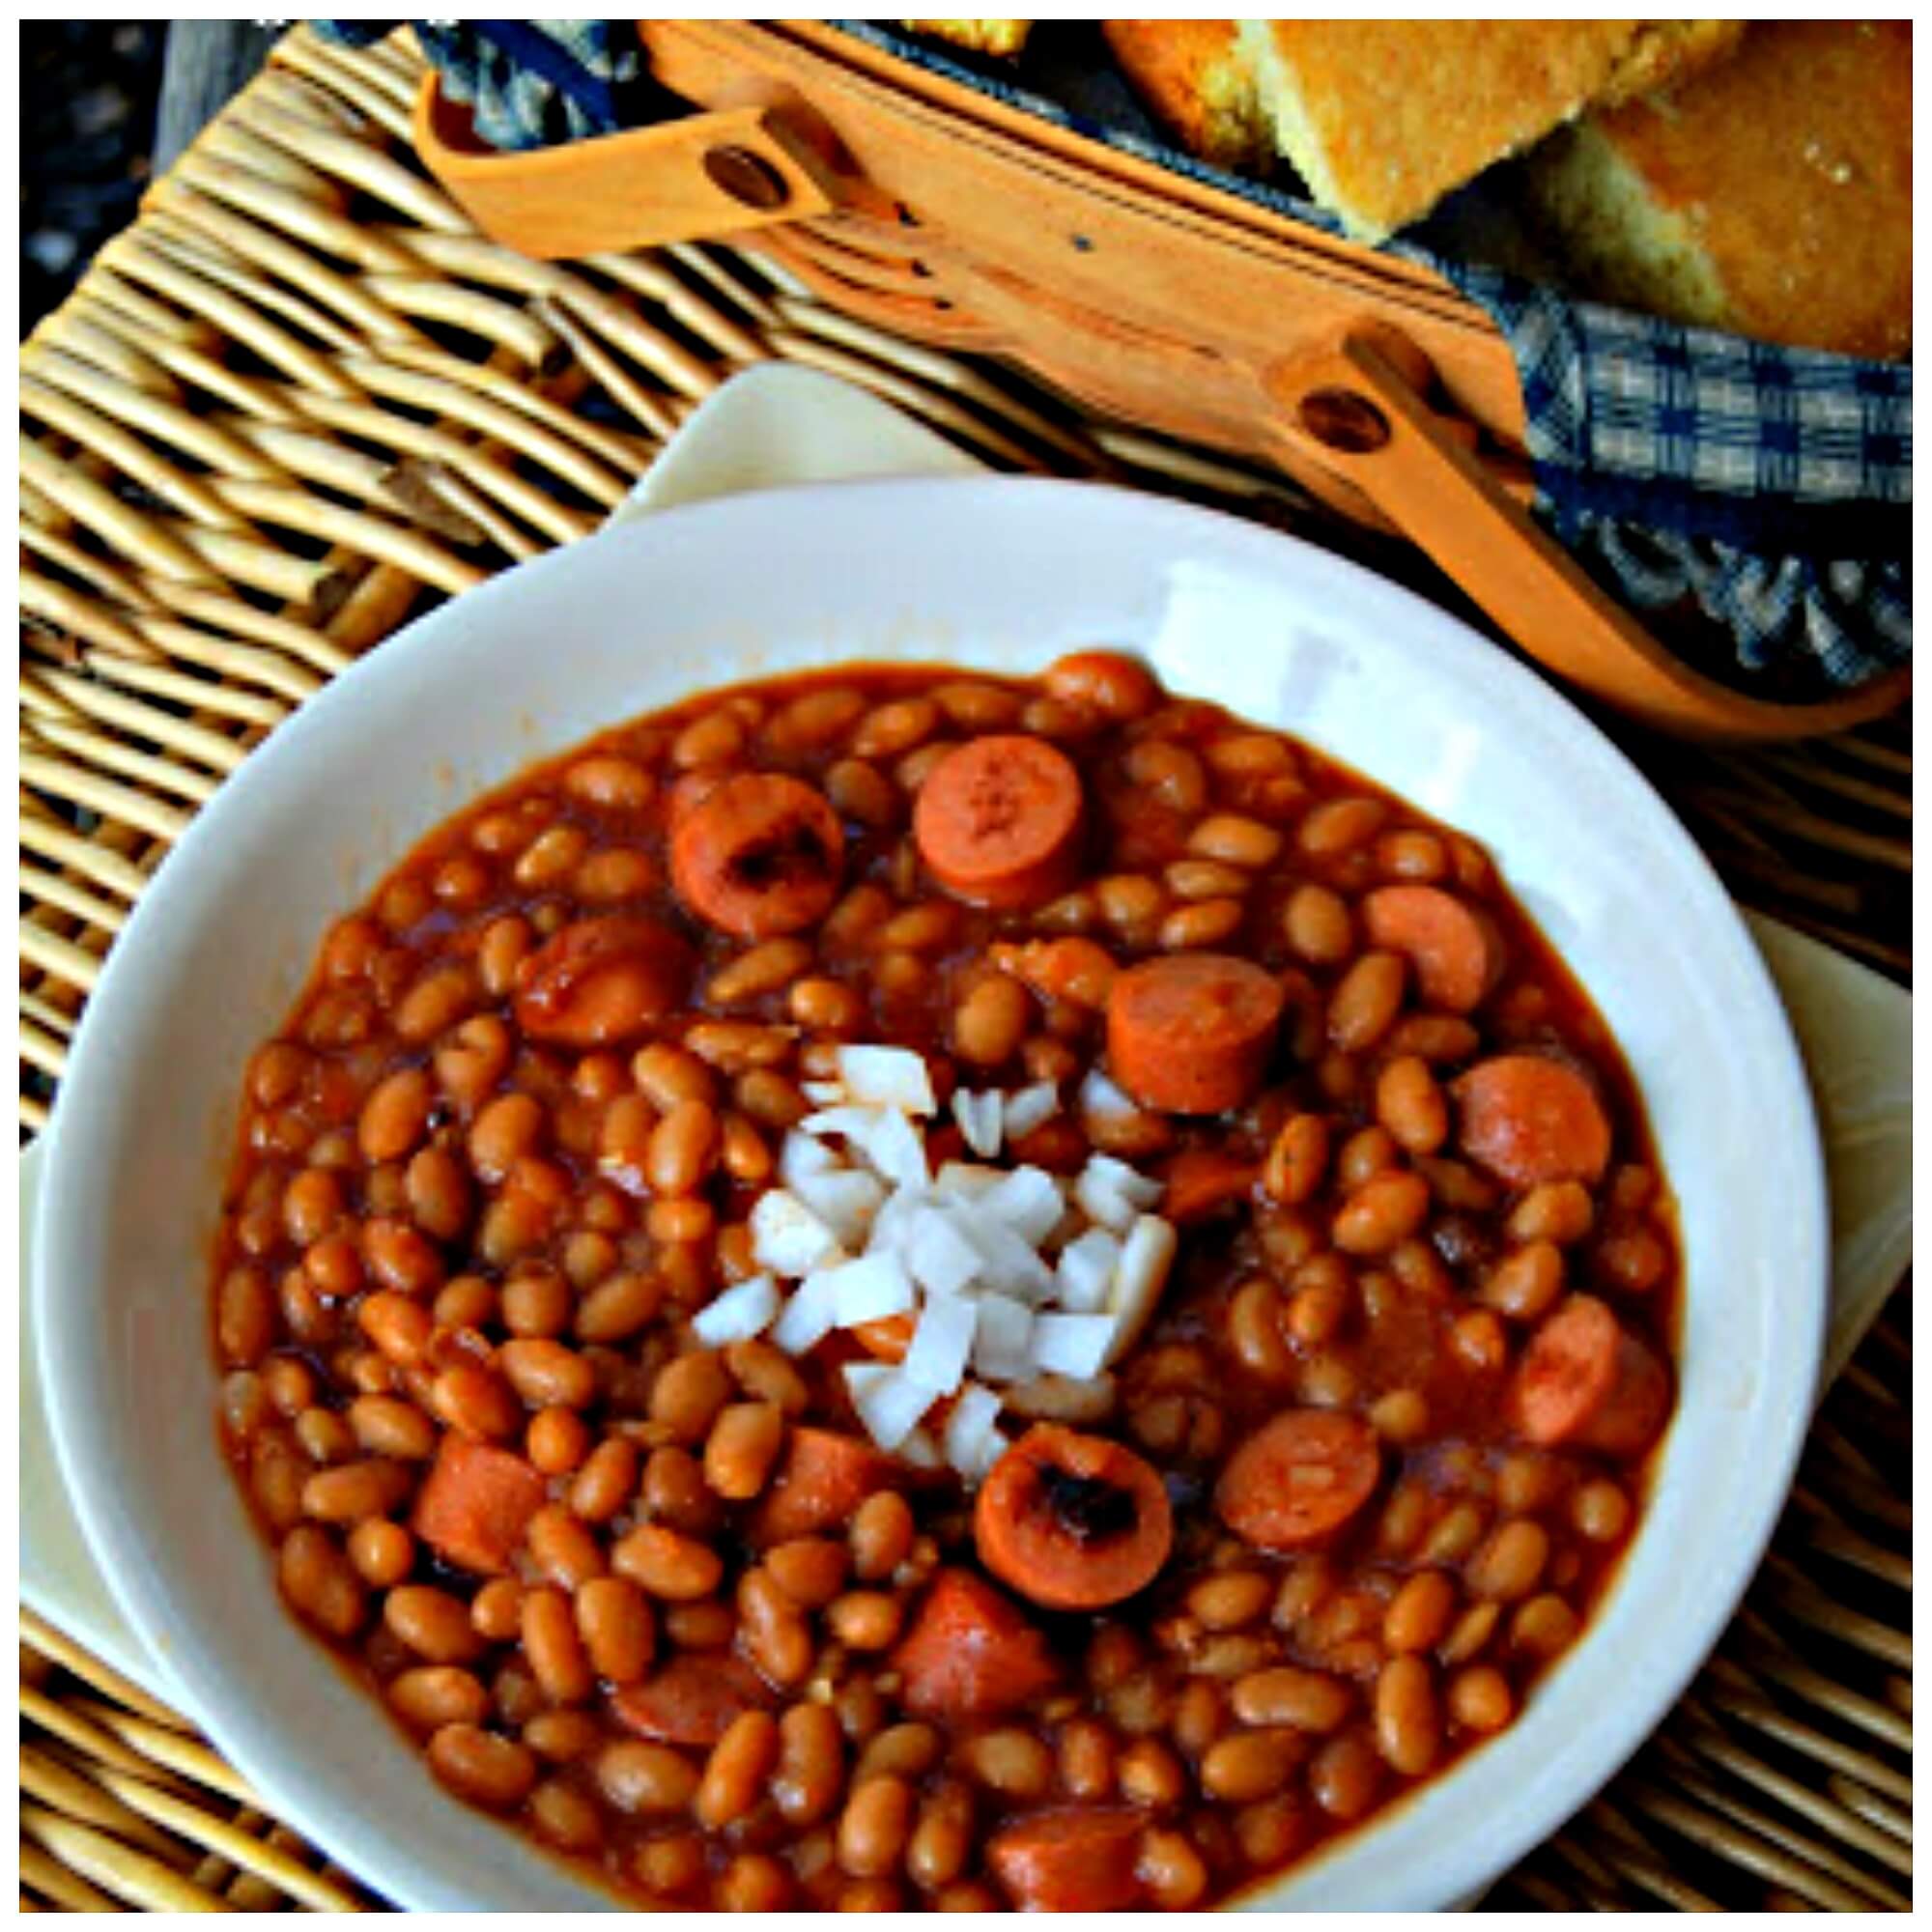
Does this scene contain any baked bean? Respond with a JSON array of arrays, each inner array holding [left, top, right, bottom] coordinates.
[[650, 1350, 732, 1444], [1511, 1593, 1580, 1659], [1235, 1794, 1308, 1868], [1572, 1479, 1633, 1544], [1228, 1276, 1295, 1381], [281, 1168, 344, 1249], [1375, 1655, 1440, 1776], [1482, 1240, 1565, 1322], [789, 976, 865, 1034], [633, 1828, 706, 1895], [1263, 1114, 1329, 1206], [613, 1523, 723, 1602], [1467, 1520, 1550, 1602], [1187, 1570, 1273, 1631], [1282, 884, 1352, 965], [851, 695, 940, 760], [952, 974, 1031, 1066], [598, 1740, 701, 1815], [775, 1701, 846, 1827], [1328, 952, 1406, 1053], [469, 1093, 544, 1182], [217, 1266, 276, 1368], [429, 1725, 536, 1812], [739, 1568, 813, 1687], [1309, 1730, 1382, 1820], [1139, 1827, 1210, 1909], [838, 1774, 914, 1877], [359, 1068, 433, 1166], [639, 1445, 718, 1536], [1117, 1737, 1187, 1809], [1368, 1388, 1431, 1446], [1231, 1667, 1352, 1734], [395, 961, 479, 1044], [1054, 1719, 1115, 1802], [498, 1338, 595, 1411], [1124, 738, 1208, 814], [575, 1271, 662, 1345], [848, 1492, 916, 1583], [854, 1721, 941, 1785], [1164, 857, 1248, 901], [471, 1578, 525, 1643], [705, 1402, 785, 1501], [1376, 1055, 1448, 1154], [1509, 1179, 1596, 1245], [386, 1585, 484, 1663], [695, 1710, 781, 1831], [277, 1525, 366, 1638], [1202, 1728, 1302, 1803], [663, 1601, 734, 1650], [684, 1020, 792, 1072], [827, 757, 901, 829], [429, 1364, 521, 1442], [389, 1665, 489, 1730], [714, 1851, 791, 1912], [521, 1585, 595, 1706], [1333, 1171, 1431, 1255], [1594, 1226, 1670, 1294], [724, 1338, 809, 1415], [301, 1458, 412, 1525], [1448, 1664, 1514, 1733], [1190, 812, 1283, 867], [963, 1729, 1053, 1800], [526, 1504, 606, 1591], [647, 1100, 720, 1197]]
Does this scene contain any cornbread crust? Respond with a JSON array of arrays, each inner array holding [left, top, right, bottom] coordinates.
[[903, 19, 1032, 59], [1102, 20, 1272, 172], [1527, 22, 1911, 360], [1237, 20, 1743, 241]]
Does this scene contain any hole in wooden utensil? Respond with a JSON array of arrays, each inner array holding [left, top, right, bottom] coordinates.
[[1297, 388, 1390, 454], [703, 146, 790, 211]]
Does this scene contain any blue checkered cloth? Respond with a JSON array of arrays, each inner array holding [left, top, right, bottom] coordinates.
[[333, 20, 1910, 698]]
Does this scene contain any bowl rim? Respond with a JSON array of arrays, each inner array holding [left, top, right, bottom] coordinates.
[[34, 473, 1828, 1912]]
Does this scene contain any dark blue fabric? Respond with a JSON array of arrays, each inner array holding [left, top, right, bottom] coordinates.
[[334, 19, 1910, 694]]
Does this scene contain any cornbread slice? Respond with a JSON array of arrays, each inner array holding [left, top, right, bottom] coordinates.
[[903, 20, 1032, 59], [1236, 20, 1744, 240], [1525, 22, 1911, 359], [1102, 20, 1271, 172]]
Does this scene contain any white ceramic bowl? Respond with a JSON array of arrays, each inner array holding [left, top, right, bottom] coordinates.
[[34, 477, 1826, 1912]]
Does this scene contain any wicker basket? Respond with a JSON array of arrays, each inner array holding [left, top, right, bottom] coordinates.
[[413, 19, 1910, 743], [16, 26, 1910, 1912]]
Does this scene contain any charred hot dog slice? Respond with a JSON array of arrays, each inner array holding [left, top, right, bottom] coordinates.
[[1216, 1409, 1381, 1550], [975, 1425, 1173, 1609], [913, 733, 1085, 909], [611, 1654, 771, 1747], [514, 914, 695, 1048], [987, 1809, 1147, 1913], [1362, 885, 1505, 1012], [1106, 952, 1284, 1115], [749, 1426, 898, 1545], [669, 771, 843, 938], [1455, 1053, 1612, 1187], [892, 1567, 1060, 1720], [1515, 1293, 1670, 1457]]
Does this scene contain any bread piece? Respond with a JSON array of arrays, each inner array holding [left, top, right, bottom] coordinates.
[[903, 20, 1032, 59], [1525, 22, 1910, 360], [1102, 21, 1271, 172], [1236, 20, 1743, 240]]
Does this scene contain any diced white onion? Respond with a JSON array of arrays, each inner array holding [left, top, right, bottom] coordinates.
[[845, 1363, 932, 1450], [801, 1079, 845, 1106], [802, 1104, 886, 1148], [1073, 1168, 1137, 1234], [1003, 1081, 1061, 1140], [1029, 1311, 1118, 1380], [825, 1252, 916, 1328], [952, 1088, 1005, 1159], [944, 1382, 1008, 1479], [1107, 1212, 1179, 1365], [901, 1294, 978, 1394], [791, 1167, 887, 1249], [1079, 1066, 1139, 1123], [972, 1294, 1035, 1379], [898, 1426, 943, 1469], [770, 1272, 840, 1355], [955, 1213, 1055, 1299], [836, 1045, 936, 1116], [1056, 1227, 1121, 1313], [780, 1129, 837, 1185], [691, 1272, 780, 1347], [901, 1205, 983, 1299], [980, 1165, 1065, 1247], [1084, 1152, 1164, 1209], [934, 1161, 1004, 1202], [866, 1107, 929, 1193], [750, 1189, 841, 1277]]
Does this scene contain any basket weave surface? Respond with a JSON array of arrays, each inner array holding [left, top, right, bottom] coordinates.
[[15, 27, 1912, 1913]]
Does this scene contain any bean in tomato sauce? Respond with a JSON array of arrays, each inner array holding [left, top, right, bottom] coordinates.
[[213, 656, 1678, 1910]]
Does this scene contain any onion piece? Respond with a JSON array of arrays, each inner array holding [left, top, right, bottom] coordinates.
[[780, 1129, 837, 1186], [1029, 1311, 1118, 1380], [801, 1079, 845, 1106], [1055, 1227, 1122, 1313], [901, 1204, 983, 1298], [691, 1272, 780, 1347], [770, 1271, 840, 1355], [897, 1426, 943, 1469], [1079, 1066, 1139, 1125], [1073, 1168, 1137, 1234], [866, 1107, 929, 1193], [837, 1044, 936, 1116], [934, 1161, 1004, 1202], [791, 1167, 887, 1249], [1107, 1212, 1179, 1364], [900, 1294, 978, 1394], [843, 1362, 932, 1450], [980, 1165, 1065, 1247], [955, 1213, 1055, 1300], [971, 1295, 1035, 1379], [1003, 1081, 1061, 1140], [750, 1189, 841, 1277], [943, 1382, 1008, 1479], [952, 1088, 1005, 1160], [825, 1251, 916, 1328], [1084, 1152, 1164, 1210]]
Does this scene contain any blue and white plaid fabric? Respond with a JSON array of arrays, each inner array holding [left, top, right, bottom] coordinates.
[[336, 20, 1910, 697]]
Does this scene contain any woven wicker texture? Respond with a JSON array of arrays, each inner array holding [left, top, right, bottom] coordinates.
[[15, 26, 1911, 1912]]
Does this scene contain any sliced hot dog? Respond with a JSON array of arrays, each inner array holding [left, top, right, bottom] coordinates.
[[1216, 1409, 1381, 1550], [1514, 1293, 1670, 1458], [748, 1426, 898, 1545], [1455, 1054, 1612, 1187], [611, 1653, 772, 1747], [986, 1809, 1147, 1913], [514, 915, 695, 1048], [1362, 885, 1505, 1013], [410, 1436, 545, 1577], [669, 771, 843, 938], [1158, 1148, 1260, 1224], [892, 1567, 1060, 1720], [1106, 952, 1284, 1115], [913, 733, 1085, 910]]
